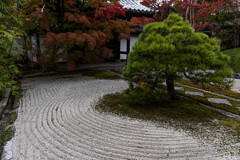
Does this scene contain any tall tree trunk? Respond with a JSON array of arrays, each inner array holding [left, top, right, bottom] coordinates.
[[186, 6, 189, 21], [36, 33, 41, 62], [58, 0, 64, 31], [234, 12, 240, 47], [234, 28, 239, 48], [166, 76, 178, 100]]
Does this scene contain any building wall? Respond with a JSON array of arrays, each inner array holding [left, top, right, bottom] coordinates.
[[27, 34, 46, 62], [120, 34, 139, 60]]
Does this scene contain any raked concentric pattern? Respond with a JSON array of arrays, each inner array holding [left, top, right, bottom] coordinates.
[[12, 74, 220, 160]]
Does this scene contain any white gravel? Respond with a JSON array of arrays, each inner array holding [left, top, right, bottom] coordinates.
[[10, 74, 226, 159], [1, 140, 13, 160], [232, 79, 240, 93]]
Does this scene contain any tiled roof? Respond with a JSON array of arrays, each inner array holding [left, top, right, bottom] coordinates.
[[119, 0, 154, 13]]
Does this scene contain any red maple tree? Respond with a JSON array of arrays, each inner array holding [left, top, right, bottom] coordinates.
[[139, 0, 239, 48], [23, 0, 132, 69], [140, 0, 239, 29]]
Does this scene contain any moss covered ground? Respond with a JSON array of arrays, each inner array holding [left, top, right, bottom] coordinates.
[[223, 48, 240, 73], [82, 71, 122, 80], [176, 79, 240, 99]]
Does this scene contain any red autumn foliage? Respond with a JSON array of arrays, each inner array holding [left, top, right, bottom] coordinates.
[[131, 17, 156, 26], [64, 12, 91, 26], [129, 0, 175, 26], [141, 0, 239, 30], [141, 0, 176, 21], [95, 3, 126, 19], [65, 0, 74, 6], [194, 22, 214, 30], [30, 11, 50, 31], [24, 0, 132, 65], [140, 0, 240, 48]]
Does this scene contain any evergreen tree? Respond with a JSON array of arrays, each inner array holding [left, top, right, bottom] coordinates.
[[124, 14, 233, 99], [0, 0, 22, 95]]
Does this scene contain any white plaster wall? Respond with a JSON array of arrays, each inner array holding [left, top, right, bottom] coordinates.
[[120, 39, 127, 52], [130, 36, 138, 52], [120, 54, 127, 60]]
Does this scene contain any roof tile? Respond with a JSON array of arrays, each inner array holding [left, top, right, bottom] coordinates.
[[119, 0, 154, 13]]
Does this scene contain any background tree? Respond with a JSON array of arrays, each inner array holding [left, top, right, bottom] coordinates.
[[140, 0, 240, 49], [123, 14, 233, 99], [178, 0, 240, 49], [0, 0, 22, 96], [22, 0, 132, 70], [141, 0, 176, 21]]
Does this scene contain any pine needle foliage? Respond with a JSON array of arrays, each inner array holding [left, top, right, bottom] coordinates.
[[124, 14, 233, 99], [0, 0, 22, 96]]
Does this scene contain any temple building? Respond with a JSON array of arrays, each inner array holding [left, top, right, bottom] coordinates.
[[117, 0, 155, 60]]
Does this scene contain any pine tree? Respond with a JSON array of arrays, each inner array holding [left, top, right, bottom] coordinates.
[[124, 14, 233, 99]]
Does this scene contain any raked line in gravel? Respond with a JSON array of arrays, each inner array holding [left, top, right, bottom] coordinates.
[[5, 74, 226, 159]]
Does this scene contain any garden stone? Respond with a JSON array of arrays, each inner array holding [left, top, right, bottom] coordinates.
[[233, 73, 240, 79], [208, 98, 232, 106], [185, 91, 204, 97], [174, 87, 184, 91]]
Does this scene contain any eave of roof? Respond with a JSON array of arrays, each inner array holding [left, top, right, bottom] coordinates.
[[131, 25, 143, 32], [119, 0, 155, 14]]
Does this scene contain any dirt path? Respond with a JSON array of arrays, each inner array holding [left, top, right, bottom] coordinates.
[[10, 74, 221, 160]]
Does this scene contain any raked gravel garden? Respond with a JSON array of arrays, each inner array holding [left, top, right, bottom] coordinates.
[[2, 72, 240, 160]]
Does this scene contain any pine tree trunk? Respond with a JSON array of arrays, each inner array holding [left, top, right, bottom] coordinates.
[[234, 12, 240, 48], [166, 77, 178, 100], [234, 24, 239, 48]]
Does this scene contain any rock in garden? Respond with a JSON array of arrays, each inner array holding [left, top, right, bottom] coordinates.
[[208, 98, 232, 106], [174, 87, 184, 91], [185, 91, 204, 97]]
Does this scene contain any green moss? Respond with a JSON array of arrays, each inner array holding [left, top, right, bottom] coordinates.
[[83, 71, 122, 80], [96, 88, 240, 137], [1, 126, 15, 146], [110, 70, 123, 75], [96, 88, 225, 124], [176, 79, 240, 100], [7, 111, 17, 125], [176, 89, 240, 115], [22, 71, 41, 77], [223, 48, 240, 73]]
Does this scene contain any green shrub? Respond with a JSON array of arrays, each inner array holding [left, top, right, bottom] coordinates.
[[122, 88, 167, 107], [0, 0, 23, 96], [223, 48, 240, 73]]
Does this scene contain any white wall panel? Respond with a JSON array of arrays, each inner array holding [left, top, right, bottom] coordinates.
[[120, 39, 127, 52], [120, 54, 127, 60], [130, 36, 138, 52]]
